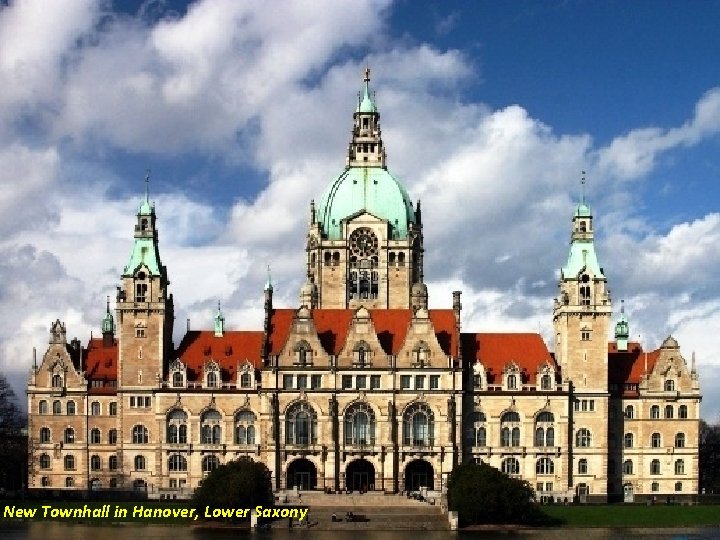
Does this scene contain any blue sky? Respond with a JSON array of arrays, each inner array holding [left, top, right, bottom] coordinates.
[[1, 0, 719, 419]]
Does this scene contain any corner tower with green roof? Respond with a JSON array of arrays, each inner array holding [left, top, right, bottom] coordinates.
[[116, 178, 174, 389], [305, 68, 425, 309]]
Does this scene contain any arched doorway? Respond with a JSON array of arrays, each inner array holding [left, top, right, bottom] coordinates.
[[287, 458, 317, 490], [623, 483, 634, 503], [346, 459, 375, 492], [404, 459, 434, 491]]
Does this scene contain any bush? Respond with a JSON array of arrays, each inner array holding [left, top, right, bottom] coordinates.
[[447, 462, 548, 526], [192, 457, 273, 519]]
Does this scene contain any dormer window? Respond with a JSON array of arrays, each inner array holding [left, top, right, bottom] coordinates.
[[204, 360, 220, 389], [240, 371, 252, 388], [172, 372, 183, 388], [353, 341, 371, 367], [293, 340, 312, 366], [507, 374, 517, 390], [504, 363, 521, 390], [169, 360, 186, 388], [541, 374, 553, 390], [412, 341, 430, 367]]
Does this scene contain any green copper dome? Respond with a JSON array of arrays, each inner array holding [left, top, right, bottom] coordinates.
[[575, 203, 591, 217], [317, 167, 415, 240]]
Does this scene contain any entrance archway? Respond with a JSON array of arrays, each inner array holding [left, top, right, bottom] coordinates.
[[404, 459, 434, 491], [346, 459, 375, 492], [287, 458, 317, 490]]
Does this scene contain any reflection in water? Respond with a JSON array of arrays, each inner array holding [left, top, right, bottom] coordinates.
[[0, 523, 718, 540]]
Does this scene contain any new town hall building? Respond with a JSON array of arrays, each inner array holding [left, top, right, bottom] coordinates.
[[27, 71, 701, 503]]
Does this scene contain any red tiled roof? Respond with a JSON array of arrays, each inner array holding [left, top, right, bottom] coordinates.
[[83, 338, 117, 379], [311, 309, 355, 355], [266, 308, 458, 358], [608, 341, 660, 391], [83, 337, 118, 394], [176, 330, 264, 382], [461, 333, 555, 384]]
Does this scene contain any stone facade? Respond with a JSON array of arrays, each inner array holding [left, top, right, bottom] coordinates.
[[26, 71, 701, 502]]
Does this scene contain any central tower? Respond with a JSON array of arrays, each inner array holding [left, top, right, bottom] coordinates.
[[304, 69, 425, 310]]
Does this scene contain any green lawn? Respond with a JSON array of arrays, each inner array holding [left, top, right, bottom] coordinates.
[[542, 504, 720, 528]]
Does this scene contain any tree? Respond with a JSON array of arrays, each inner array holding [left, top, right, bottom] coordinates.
[[0, 373, 26, 492], [192, 457, 273, 519], [700, 420, 720, 494], [447, 462, 548, 527]]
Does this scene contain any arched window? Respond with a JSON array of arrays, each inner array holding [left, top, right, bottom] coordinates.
[[109, 455, 118, 470], [167, 409, 188, 444], [235, 410, 257, 445], [398, 252, 406, 266], [91, 402, 100, 416], [501, 458, 519, 475], [624, 433, 634, 448], [90, 455, 101, 471], [52, 374, 63, 388], [623, 460, 634, 475], [540, 374, 553, 390], [324, 251, 331, 266], [109, 429, 117, 444], [470, 410, 487, 447], [39, 400, 48, 415], [285, 402, 318, 446], [534, 412, 554, 447], [202, 455, 219, 473], [201, 410, 222, 444], [40, 427, 51, 443], [344, 402, 376, 446], [675, 433, 686, 448], [90, 428, 101, 444], [64, 455, 75, 470], [501, 411, 521, 447], [679, 405, 688, 419], [172, 371, 184, 388], [109, 402, 117, 416], [675, 459, 685, 475], [40, 454, 51, 470], [650, 459, 661, 475], [665, 405, 674, 419], [575, 428, 591, 447], [206, 370, 218, 388], [665, 380, 675, 391], [578, 458, 588, 475], [132, 425, 149, 444], [403, 403, 434, 447], [134, 455, 146, 470], [624, 405, 634, 419], [53, 400, 62, 415], [66, 401, 76, 415], [64, 428, 75, 444], [168, 454, 187, 472], [651, 433, 661, 448], [650, 405, 660, 419], [536, 458, 554, 475]]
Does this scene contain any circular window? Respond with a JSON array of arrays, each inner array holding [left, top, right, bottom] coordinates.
[[349, 228, 378, 257]]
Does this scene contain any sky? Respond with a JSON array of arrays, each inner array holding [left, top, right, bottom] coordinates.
[[1, 0, 720, 419]]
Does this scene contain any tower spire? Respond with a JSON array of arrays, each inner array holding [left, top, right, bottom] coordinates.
[[581, 170, 586, 205], [264, 264, 273, 292]]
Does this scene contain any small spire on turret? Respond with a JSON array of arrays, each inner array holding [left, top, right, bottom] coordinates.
[[214, 300, 225, 337], [264, 264, 273, 292], [581, 170, 586, 206], [691, 351, 697, 374]]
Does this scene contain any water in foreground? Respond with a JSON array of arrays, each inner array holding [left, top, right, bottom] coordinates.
[[2, 523, 720, 540]]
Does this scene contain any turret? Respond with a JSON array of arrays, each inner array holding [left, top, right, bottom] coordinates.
[[214, 302, 225, 337], [102, 297, 115, 347], [614, 300, 629, 352]]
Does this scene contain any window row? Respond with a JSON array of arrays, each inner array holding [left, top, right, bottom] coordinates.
[[622, 459, 686, 475], [573, 399, 595, 412], [129, 396, 151, 408], [341, 374, 382, 390], [624, 432, 686, 448], [472, 372, 554, 390], [38, 400, 117, 416], [624, 404, 688, 420], [282, 374, 323, 390], [39, 427, 118, 445], [399, 374, 440, 390]]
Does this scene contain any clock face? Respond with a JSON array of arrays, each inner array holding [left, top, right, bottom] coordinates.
[[349, 227, 378, 257]]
